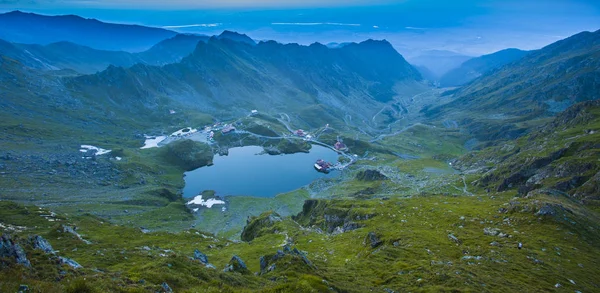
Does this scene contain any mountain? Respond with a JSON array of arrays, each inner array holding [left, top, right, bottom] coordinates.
[[0, 11, 176, 52], [0, 33, 209, 74], [424, 29, 600, 141], [0, 38, 56, 69], [406, 50, 473, 79], [11, 41, 139, 73], [216, 31, 256, 45], [136, 34, 209, 65], [439, 48, 530, 87], [67, 37, 423, 127]]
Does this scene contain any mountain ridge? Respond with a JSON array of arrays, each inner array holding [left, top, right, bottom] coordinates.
[[439, 48, 530, 87], [0, 10, 177, 52]]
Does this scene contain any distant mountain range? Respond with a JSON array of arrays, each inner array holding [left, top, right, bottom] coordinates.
[[439, 48, 530, 87], [406, 50, 473, 79], [0, 10, 177, 52], [0, 33, 212, 73]]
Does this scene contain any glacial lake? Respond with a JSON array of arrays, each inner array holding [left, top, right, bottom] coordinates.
[[183, 145, 341, 198]]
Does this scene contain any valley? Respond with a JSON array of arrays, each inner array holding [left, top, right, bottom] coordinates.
[[0, 9, 599, 293]]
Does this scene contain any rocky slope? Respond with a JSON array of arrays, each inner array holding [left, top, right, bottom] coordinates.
[[439, 48, 529, 87], [454, 100, 600, 205]]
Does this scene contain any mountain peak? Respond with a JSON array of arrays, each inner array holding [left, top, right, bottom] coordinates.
[[217, 31, 255, 45]]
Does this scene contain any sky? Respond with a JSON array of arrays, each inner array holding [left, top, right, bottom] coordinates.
[[1, 0, 599, 58]]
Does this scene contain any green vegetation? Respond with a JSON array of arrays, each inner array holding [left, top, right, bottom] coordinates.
[[1, 23, 600, 293], [163, 139, 214, 171], [2, 187, 599, 292]]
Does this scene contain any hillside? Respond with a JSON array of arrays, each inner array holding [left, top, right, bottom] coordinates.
[[136, 34, 209, 66], [454, 100, 600, 205], [67, 37, 424, 129], [0, 33, 209, 74], [424, 29, 600, 142], [439, 48, 529, 87], [2, 189, 599, 292], [0, 11, 176, 52]]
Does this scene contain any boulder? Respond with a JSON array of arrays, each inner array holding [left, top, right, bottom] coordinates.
[[223, 255, 249, 274], [484, 227, 500, 236], [161, 282, 173, 293], [193, 249, 209, 265], [259, 256, 268, 271], [365, 232, 383, 248], [0, 234, 31, 267], [448, 234, 462, 245], [59, 257, 82, 269], [29, 235, 54, 254]]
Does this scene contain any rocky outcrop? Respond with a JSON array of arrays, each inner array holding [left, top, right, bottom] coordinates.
[[59, 256, 83, 269], [0, 234, 30, 267], [364, 232, 383, 248], [29, 235, 54, 254], [574, 171, 600, 204], [193, 249, 209, 265], [223, 255, 249, 274], [259, 245, 316, 275], [293, 200, 374, 234], [356, 169, 388, 181], [241, 212, 283, 242], [192, 249, 215, 269], [62, 225, 92, 244]]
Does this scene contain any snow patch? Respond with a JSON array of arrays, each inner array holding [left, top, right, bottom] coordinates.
[[187, 195, 225, 208], [141, 136, 167, 149], [80, 145, 111, 156]]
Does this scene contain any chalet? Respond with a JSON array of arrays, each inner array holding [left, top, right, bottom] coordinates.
[[295, 129, 307, 137], [222, 124, 236, 134], [334, 141, 348, 151]]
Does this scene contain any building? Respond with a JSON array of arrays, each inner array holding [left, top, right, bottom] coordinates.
[[295, 129, 307, 137], [222, 124, 236, 134], [334, 141, 348, 151]]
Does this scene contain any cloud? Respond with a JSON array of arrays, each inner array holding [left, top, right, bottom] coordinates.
[[0, 0, 397, 9], [272, 22, 361, 27], [162, 23, 222, 29]]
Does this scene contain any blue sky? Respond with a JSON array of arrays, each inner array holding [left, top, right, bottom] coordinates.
[[1, 0, 599, 57]]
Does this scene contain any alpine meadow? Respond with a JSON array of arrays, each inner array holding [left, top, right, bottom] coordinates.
[[0, 1, 600, 292]]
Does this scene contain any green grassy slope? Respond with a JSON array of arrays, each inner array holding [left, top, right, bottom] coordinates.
[[2, 187, 599, 292]]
